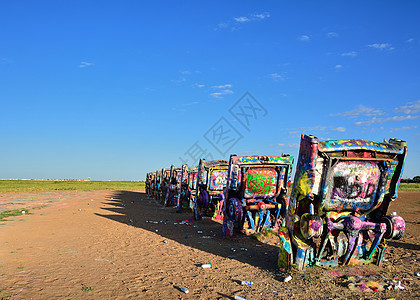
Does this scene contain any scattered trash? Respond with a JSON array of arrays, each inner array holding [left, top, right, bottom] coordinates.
[[197, 231, 203, 234], [78, 209, 82, 211], [21, 211, 26, 214], [201, 263, 212, 269], [163, 240, 168, 243], [387, 281, 405, 290], [415, 271, 420, 277], [185, 236, 188, 239], [180, 287, 189, 294], [279, 268, 285, 272], [234, 295, 246, 300], [129, 219, 133, 223], [240, 248, 247, 251], [255, 244, 262, 247], [201, 236, 212, 239], [231, 248, 236, 252], [283, 275, 292, 283], [241, 280, 253, 286], [155, 229, 158, 232]]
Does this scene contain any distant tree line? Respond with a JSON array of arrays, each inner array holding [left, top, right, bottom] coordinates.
[[401, 176, 420, 183]]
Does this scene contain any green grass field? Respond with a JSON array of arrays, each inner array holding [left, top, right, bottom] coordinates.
[[399, 183, 420, 191], [0, 180, 145, 193]]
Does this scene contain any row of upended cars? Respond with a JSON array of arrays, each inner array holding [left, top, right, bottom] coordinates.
[[145, 134, 408, 270]]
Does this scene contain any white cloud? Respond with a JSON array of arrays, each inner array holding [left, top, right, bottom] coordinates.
[[216, 12, 270, 30], [276, 143, 299, 149], [171, 76, 187, 84], [390, 125, 418, 132], [217, 22, 229, 29], [299, 35, 310, 42], [331, 105, 385, 118], [341, 51, 358, 57], [252, 12, 270, 19], [335, 64, 343, 69], [212, 84, 232, 89], [394, 100, 420, 114], [406, 38, 414, 43], [268, 73, 285, 81], [332, 126, 346, 132], [172, 107, 187, 113], [211, 84, 234, 97], [79, 61, 94, 68], [234, 16, 250, 23], [367, 43, 394, 50], [354, 115, 420, 126], [182, 101, 199, 106], [211, 90, 234, 98], [327, 32, 339, 38], [193, 83, 205, 88], [286, 143, 300, 148], [286, 126, 328, 135]]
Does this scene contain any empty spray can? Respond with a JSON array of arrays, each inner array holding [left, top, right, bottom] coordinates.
[[180, 287, 189, 293]]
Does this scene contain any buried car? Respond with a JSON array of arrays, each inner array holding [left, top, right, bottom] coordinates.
[[278, 134, 407, 270], [222, 154, 294, 237], [192, 159, 229, 220], [176, 164, 196, 212]]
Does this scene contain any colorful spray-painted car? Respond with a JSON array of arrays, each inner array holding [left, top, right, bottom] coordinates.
[[193, 159, 229, 220], [222, 154, 294, 237], [187, 166, 198, 208], [145, 172, 156, 197], [175, 165, 197, 212], [153, 170, 162, 200], [159, 168, 171, 203], [278, 134, 407, 270], [145, 172, 151, 195], [164, 165, 182, 207]]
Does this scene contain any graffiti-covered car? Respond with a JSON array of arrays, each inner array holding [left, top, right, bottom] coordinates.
[[164, 165, 182, 207], [159, 168, 171, 204], [176, 164, 196, 212], [146, 172, 156, 197], [278, 134, 407, 270], [153, 170, 162, 200], [187, 166, 198, 208], [192, 159, 229, 220], [223, 154, 294, 237]]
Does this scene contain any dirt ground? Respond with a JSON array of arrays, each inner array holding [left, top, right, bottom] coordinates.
[[0, 190, 418, 299]]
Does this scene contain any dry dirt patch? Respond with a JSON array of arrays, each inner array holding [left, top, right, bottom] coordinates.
[[0, 190, 418, 299]]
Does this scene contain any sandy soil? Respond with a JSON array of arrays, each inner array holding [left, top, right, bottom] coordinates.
[[0, 190, 418, 299]]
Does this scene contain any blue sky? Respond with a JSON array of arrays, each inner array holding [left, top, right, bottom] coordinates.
[[1, 1, 419, 181]]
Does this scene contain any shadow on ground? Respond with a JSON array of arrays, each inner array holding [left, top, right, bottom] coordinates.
[[95, 190, 281, 274]]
